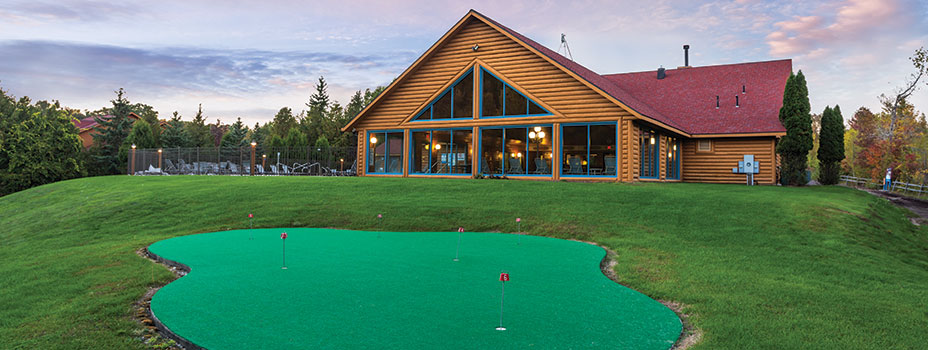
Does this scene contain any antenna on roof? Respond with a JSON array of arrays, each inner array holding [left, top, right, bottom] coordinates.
[[558, 33, 574, 60]]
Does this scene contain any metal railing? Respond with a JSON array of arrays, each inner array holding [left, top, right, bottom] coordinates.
[[128, 146, 358, 176]]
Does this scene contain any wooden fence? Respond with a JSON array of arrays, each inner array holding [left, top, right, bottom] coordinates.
[[841, 175, 927, 198]]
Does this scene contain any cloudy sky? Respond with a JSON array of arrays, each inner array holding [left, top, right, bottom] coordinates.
[[1, 0, 926, 125]]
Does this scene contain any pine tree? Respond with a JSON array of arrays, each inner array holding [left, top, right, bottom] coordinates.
[[272, 107, 297, 139], [818, 105, 846, 184], [187, 104, 213, 147], [221, 117, 249, 148], [306, 76, 330, 117], [776, 71, 814, 185], [91, 88, 134, 174], [345, 90, 365, 121], [126, 119, 157, 149], [284, 128, 307, 148], [161, 111, 193, 148]]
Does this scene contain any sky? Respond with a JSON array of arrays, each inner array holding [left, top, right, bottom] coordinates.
[[1, 0, 926, 126]]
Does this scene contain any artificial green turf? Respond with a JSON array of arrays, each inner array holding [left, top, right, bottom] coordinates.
[[148, 228, 681, 349], [0, 176, 926, 349]]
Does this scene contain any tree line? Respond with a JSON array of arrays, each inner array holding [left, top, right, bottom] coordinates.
[[0, 77, 384, 195]]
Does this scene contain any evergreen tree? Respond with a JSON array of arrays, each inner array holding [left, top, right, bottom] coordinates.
[[345, 90, 365, 121], [315, 135, 330, 149], [268, 134, 285, 148], [250, 122, 271, 148], [91, 88, 134, 174], [160, 111, 192, 148], [272, 107, 297, 139], [818, 105, 846, 184], [284, 127, 307, 147], [776, 71, 814, 185], [186, 104, 213, 147], [125, 119, 157, 149], [306, 76, 330, 117], [221, 117, 249, 148]]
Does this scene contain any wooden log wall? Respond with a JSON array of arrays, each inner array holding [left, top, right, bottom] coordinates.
[[681, 137, 777, 184]]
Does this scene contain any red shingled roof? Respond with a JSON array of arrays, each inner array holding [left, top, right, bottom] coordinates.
[[478, 11, 788, 136], [604, 60, 791, 135]]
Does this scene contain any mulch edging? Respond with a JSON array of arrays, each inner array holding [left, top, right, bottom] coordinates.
[[136, 247, 204, 350]]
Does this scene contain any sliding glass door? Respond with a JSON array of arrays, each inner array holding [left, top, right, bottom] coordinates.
[[560, 123, 617, 177], [479, 126, 552, 176], [409, 129, 472, 175]]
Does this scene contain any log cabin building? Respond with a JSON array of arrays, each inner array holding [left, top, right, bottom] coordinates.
[[342, 10, 789, 184]]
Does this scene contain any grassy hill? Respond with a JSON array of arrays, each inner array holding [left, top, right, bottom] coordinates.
[[0, 176, 926, 349]]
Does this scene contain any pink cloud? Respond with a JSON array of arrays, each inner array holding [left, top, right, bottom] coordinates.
[[765, 0, 903, 56]]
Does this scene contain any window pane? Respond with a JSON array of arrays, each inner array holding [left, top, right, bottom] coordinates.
[[411, 131, 430, 173], [481, 70, 504, 117], [640, 130, 658, 178], [590, 124, 617, 175], [432, 92, 452, 119], [414, 106, 431, 121], [527, 126, 552, 174], [504, 85, 527, 116], [451, 129, 473, 174], [562, 126, 587, 175], [386, 132, 403, 173], [430, 130, 451, 174], [453, 73, 473, 118], [480, 128, 503, 174], [368, 132, 386, 173], [528, 101, 546, 115], [504, 128, 527, 175]]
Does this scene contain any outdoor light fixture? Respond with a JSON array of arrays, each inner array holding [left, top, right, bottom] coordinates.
[[251, 141, 257, 147], [673, 144, 677, 151], [157, 149, 162, 153], [650, 137, 655, 145], [668, 151, 673, 158], [131, 144, 136, 149], [262, 154, 267, 158], [370, 136, 378, 144]]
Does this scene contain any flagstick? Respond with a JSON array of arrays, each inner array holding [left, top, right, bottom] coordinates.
[[516, 218, 522, 245], [453, 227, 463, 261], [282, 239, 287, 269]]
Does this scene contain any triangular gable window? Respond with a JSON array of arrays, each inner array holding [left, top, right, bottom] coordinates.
[[480, 68, 551, 118], [412, 71, 474, 121]]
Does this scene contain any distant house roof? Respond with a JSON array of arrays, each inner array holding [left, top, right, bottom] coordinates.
[[72, 112, 141, 132]]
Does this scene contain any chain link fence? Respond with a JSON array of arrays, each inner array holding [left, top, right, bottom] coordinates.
[[128, 146, 358, 176]]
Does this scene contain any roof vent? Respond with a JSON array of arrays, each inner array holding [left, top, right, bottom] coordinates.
[[742, 85, 746, 94], [657, 67, 666, 80], [683, 45, 690, 67], [716, 95, 719, 109], [735, 95, 740, 108]]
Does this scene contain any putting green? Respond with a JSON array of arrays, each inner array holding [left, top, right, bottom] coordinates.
[[149, 229, 681, 349]]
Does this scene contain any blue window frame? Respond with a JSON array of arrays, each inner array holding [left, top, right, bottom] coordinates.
[[412, 71, 474, 121], [666, 136, 681, 180], [639, 129, 659, 179], [479, 125, 554, 176], [479, 68, 551, 118], [367, 130, 404, 174], [559, 123, 618, 177], [408, 128, 473, 175]]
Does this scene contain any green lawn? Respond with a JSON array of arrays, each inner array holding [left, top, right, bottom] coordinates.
[[149, 228, 680, 349], [0, 176, 926, 349]]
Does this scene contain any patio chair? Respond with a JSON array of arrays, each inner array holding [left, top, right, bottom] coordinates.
[[533, 158, 549, 174], [507, 158, 522, 175], [481, 157, 491, 174], [280, 164, 292, 175], [229, 163, 239, 175], [164, 159, 178, 174], [345, 160, 358, 176], [567, 157, 583, 174], [255, 164, 266, 175], [604, 156, 617, 175]]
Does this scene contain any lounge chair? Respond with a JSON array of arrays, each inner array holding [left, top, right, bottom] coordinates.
[[534, 158, 549, 174], [270, 164, 279, 175], [229, 163, 240, 175], [507, 158, 522, 175], [604, 156, 616, 175], [567, 157, 583, 174], [164, 159, 178, 174]]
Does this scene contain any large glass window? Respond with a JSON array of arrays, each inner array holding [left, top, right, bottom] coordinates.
[[409, 129, 472, 175], [561, 123, 617, 176], [480, 126, 552, 176], [480, 68, 550, 118], [666, 136, 680, 180], [368, 131, 403, 174], [413, 71, 474, 121], [639, 129, 659, 178]]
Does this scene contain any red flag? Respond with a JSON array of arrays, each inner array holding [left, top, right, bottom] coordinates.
[[248, 213, 253, 218], [499, 273, 509, 282], [281, 232, 288, 239]]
